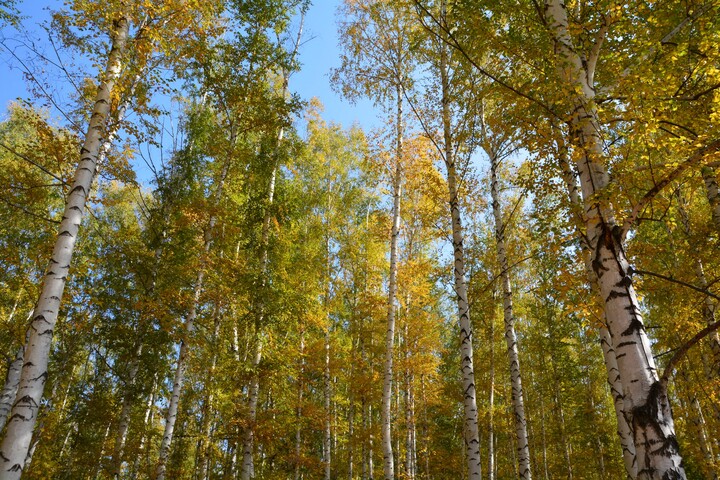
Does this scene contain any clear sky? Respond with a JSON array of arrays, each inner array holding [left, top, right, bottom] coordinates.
[[0, 0, 381, 182]]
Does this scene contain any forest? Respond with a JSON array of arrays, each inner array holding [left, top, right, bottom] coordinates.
[[0, 0, 719, 479]]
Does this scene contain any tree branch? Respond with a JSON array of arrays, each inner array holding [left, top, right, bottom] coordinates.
[[621, 139, 720, 237], [630, 267, 720, 302], [661, 318, 720, 387], [411, 0, 561, 121]]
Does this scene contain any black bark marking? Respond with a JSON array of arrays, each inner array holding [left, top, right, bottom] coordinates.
[[622, 317, 645, 336], [606, 290, 629, 302]]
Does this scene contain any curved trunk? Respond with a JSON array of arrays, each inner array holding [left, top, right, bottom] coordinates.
[[0, 17, 130, 478], [544, 1, 686, 477], [489, 154, 531, 480]]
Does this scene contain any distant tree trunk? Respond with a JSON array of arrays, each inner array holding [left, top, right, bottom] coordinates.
[[324, 325, 332, 480], [241, 333, 263, 480], [420, 374, 430, 480], [677, 367, 717, 480], [295, 329, 305, 480], [196, 306, 222, 480], [112, 343, 143, 478], [535, 370, 549, 480], [404, 316, 416, 480], [349, 345, 355, 480], [382, 87, 403, 480], [155, 141, 232, 480], [489, 150, 531, 480], [437, 8, 481, 476], [676, 190, 720, 374], [701, 165, 720, 230], [131, 385, 155, 479], [0, 16, 130, 478], [488, 293, 496, 480], [0, 346, 24, 433], [549, 356, 572, 480]]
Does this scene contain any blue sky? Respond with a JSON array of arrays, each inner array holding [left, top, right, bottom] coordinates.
[[0, 0, 381, 182]]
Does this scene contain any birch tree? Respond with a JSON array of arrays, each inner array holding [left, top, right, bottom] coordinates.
[[334, 2, 415, 477], [0, 13, 130, 477]]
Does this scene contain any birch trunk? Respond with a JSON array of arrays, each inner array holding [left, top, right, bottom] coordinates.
[[240, 162, 276, 480], [404, 326, 416, 480], [111, 343, 143, 478], [131, 385, 155, 479], [0, 346, 24, 433], [324, 325, 332, 480], [557, 135, 637, 477], [295, 329, 305, 480], [196, 307, 222, 480], [155, 142, 232, 480], [701, 166, 720, 230], [489, 153, 531, 480], [241, 331, 263, 480], [599, 328, 637, 478], [544, 1, 686, 477], [677, 367, 717, 479], [437, 9, 481, 477], [381, 87, 403, 480], [488, 296, 496, 480], [0, 17, 129, 478]]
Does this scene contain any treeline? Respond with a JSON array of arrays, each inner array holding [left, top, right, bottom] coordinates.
[[0, 1, 719, 480]]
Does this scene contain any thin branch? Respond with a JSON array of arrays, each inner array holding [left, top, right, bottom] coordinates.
[[0, 196, 60, 224], [411, 0, 560, 121], [0, 141, 66, 183], [661, 318, 720, 387], [621, 138, 720, 237], [630, 268, 720, 302]]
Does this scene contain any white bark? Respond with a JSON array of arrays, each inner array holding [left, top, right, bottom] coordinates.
[[0, 16, 129, 479], [0, 346, 23, 433], [294, 329, 305, 480], [196, 307, 221, 480], [701, 166, 720, 231], [557, 133, 637, 478], [382, 88, 403, 480], [544, 1, 686, 477], [599, 328, 637, 478], [155, 140, 232, 480], [240, 336, 263, 480], [437, 12, 482, 477], [240, 151, 277, 480], [112, 344, 142, 479], [489, 153, 531, 480], [488, 296, 496, 480], [324, 325, 332, 480]]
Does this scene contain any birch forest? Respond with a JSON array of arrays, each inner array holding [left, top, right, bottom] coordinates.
[[1, 0, 720, 479]]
